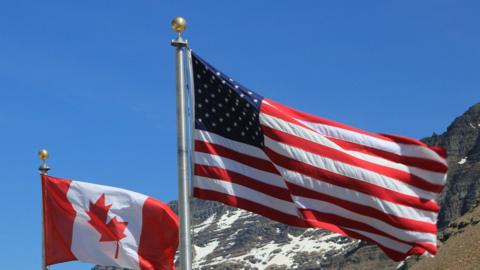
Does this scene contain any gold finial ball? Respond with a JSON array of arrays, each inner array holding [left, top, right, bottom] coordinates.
[[38, 149, 49, 161], [171, 17, 187, 33]]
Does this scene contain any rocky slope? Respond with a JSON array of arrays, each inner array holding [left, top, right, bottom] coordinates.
[[408, 198, 480, 270], [95, 103, 480, 270]]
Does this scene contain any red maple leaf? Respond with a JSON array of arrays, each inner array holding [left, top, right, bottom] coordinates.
[[87, 194, 128, 259]]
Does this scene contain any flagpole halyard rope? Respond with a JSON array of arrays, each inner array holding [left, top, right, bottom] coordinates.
[[171, 17, 193, 270], [38, 149, 50, 270]]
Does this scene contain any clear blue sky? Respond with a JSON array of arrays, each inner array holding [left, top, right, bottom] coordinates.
[[0, 1, 478, 269]]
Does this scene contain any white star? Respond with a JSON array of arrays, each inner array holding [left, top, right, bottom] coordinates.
[[204, 84, 208, 88], [212, 108, 216, 112], [195, 60, 199, 64], [234, 85, 239, 89], [254, 99, 258, 103], [211, 93, 215, 98], [246, 104, 250, 108], [241, 132, 245, 136], [212, 122, 216, 127], [197, 89, 202, 93], [205, 98, 209, 103], [198, 118, 202, 122], [248, 91, 252, 95], [240, 93, 245, 98], [225, 98, 229, 102], [198, 104, 202, 108], [211, 76, 216, 80], [217, 88, 221, 93], [216, 72, 220, 76], [219, 118, 223, 122], [231, 107, 235, 112], [205, 113, 209, 117], [226, 112, 230, 117], [226, 127, 231, 132], [229, 78, 234, 82], [222, 80, 226, 84], [234, 122, 237, 127], [196, 74, 201, 79], [218, 103, 223, 108]]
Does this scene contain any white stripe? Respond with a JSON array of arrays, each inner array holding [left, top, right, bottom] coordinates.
[[260, 112, 344, 151], [275, 165, 437, 223], [264, 136, 438, 201], [193, 176, 299, 217], [194, 151, 287, 188], [261, 113, 446, 185], [294, 196, 437, 244], [299, 120, 447, 166], [195, 129, 268, 160], [349, 151, 447, 185], [346, 228, 413, 254]]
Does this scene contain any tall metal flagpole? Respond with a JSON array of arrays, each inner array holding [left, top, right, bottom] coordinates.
[[171, 17, 192, 270], [38, 149, 50, 270]]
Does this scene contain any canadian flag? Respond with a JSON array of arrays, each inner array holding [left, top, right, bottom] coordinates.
[[41, 175, 179, 270]]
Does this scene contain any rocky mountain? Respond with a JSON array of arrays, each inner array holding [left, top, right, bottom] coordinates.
[[423, 103, 480, 228], [94, 103, 480, 270]]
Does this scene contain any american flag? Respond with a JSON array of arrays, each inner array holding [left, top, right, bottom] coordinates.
[[190, 51, 448, 261]]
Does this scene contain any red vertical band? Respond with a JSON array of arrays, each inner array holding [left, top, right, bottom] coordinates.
[[42, 175, 77, 265], [138, 198, 179, 270]]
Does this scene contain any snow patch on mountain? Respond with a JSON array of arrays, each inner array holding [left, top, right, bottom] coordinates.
[[223, 230, 355, 269], [215, 209, 247, 231], [195, 239, 220, 262], [194, 213, 216, 233]]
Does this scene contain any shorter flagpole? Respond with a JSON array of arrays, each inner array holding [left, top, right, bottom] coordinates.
[[38, 149, 50, 270]]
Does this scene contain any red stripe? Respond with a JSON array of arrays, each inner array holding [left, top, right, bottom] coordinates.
[[301, 210, 436, 258], [262, 99, 394, 142], [42, 175, 77, 266], [193, 188, 308, 228], [260, 101, 448, 173], [138, 197, 179, 270], [195, 165, 293, 202], [195, 140, 279, 174], [264, 148, 440, 212], [329, 137, 448, 173], [309, 221, 416, 261], [379, 134, 447, 159], [287, 183, 437, 233], [263, 99, 442, 152], [263, 126, 444, 193]]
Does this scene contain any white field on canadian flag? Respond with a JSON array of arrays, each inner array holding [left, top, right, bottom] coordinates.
[[67, 180, 148, 269]]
